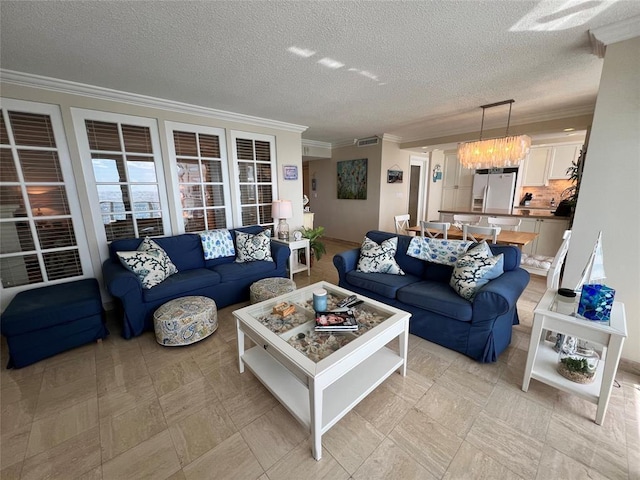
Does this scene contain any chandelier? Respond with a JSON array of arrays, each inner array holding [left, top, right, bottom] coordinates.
[[457, 99, 531, 169]]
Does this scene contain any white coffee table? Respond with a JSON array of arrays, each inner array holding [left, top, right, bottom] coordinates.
[[233, 281, 410, 460]]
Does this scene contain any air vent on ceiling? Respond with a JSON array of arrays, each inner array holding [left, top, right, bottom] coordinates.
[[357, 136, 379, 147]]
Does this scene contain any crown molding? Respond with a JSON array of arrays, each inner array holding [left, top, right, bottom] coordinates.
[[381, 134, 402, 143], [0, 69, 309, 133], [301, 139, 332, 149], [589, 15, 640, 58]]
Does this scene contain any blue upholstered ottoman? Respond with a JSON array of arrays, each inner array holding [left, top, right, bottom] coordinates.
[[0, 279, 108, 368]]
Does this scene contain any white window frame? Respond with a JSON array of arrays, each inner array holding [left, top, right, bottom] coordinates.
[[71, 109, 171, 263], [164, 122, 232, 233], [0, 98, 93, 308], [230, 130, 278, 228]]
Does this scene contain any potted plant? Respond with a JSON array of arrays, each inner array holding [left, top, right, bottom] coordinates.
[[559, 147, 585, 219], [300, 226, 326, 265]]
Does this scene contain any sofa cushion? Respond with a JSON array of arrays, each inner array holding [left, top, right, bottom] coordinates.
[[140, 237, 178, 274], [117, 238, 178, 289], [235, 230, 273, 263], [363, 230, 425, 277], [200, 229, 235, 260], [397, 281, 473, 322], [142, 268, 221, 302], [153, 234, 206, 271], [450, 242, 504, 301], [357, 236, 404, 275], [346, 271, 420, 299], [407, 237, 472, 266], [212, 260, 277, 282]]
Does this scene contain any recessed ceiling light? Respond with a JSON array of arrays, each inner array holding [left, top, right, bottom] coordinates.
[[563, 128, 575, 132], [318, 58, 344, 69], [288, 46, 316, 58]]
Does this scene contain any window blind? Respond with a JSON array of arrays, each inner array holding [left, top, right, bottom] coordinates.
[[0, 109, 83, 288]]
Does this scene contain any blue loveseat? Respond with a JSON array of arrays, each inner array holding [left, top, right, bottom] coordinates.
[[333, 230, 530, 362], [103, 226, 289, 339]]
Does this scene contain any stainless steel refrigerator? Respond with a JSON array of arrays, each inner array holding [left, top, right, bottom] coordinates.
[[471, 172, 517, 213]]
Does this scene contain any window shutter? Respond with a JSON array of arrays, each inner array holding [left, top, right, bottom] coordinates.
[[0, 108, 84, 288]]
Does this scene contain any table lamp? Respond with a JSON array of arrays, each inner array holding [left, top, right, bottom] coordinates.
[[272, 200, 293, 241]]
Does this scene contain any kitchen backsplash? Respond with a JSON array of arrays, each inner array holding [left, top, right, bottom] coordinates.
[[520, 179, 572, 207]]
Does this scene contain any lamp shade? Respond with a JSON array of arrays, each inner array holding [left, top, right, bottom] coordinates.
[[271, 200, 293, 219]]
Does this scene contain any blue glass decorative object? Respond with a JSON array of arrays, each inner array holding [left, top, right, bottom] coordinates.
[[578, 284, 615, 321]]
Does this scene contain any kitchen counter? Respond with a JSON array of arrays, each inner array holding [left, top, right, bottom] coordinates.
[[439, 209, 564, 219]]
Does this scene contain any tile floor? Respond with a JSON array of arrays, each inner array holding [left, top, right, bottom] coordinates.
[[1, 238, 638, 479]]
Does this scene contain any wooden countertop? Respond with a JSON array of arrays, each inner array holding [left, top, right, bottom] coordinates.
[[439, 209, 566, 220]]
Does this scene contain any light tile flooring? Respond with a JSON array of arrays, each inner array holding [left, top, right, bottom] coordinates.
[[1, 238, 639, 479]]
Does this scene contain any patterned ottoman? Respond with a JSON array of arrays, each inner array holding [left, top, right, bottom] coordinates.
[[250, 277, 297, 304], [153, 296, 217, 346]]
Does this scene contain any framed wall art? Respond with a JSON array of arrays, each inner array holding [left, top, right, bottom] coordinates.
[[283, 165, 298, 180], [387, 169, 403, 183], [337, 158, 368, 199]]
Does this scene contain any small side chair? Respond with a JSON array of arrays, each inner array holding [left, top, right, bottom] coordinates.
[[419, 221, 450, 239], [463, 224, 501, 243]]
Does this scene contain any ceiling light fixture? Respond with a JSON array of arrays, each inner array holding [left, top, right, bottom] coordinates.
[[457, 99, 531, 169]]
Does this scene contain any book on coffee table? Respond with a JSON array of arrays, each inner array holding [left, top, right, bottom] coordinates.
[[315, 311, 358, 331]]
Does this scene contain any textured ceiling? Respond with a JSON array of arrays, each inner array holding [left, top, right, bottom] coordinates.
[[1, 1, 639, 145]]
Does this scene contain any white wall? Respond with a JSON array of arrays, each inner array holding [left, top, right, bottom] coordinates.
[[427, 150, 445, 221], [563, 36, 640, 363], [309, 142, 382, 243], [379, 141, 412, 233]]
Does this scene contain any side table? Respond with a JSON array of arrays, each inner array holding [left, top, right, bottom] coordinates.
[[522, 288, 627, 425], [271, 237, 311, 280]]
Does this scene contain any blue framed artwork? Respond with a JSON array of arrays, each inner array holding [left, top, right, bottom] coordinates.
[[337, 158, 368, 199], [283, 165, 298, 180]]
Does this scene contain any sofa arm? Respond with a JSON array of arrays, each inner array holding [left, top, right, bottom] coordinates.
[[333, 248, 360, 283], [102, 259, 142, 298], [472, 268, 530, 322], [270, 241, 291, 272]]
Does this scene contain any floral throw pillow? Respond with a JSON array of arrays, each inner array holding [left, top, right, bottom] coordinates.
[[235, 230, 273, 263], [356, 236, 405, 275], [117, 237, 178, 289], [449, 242, 504, 301], [200, 229, 235, 260], [406, 237, 473, 266]]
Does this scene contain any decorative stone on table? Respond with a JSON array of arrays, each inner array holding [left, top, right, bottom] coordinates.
[[153, 296, 217, 346], [578, 284, 615, 322]]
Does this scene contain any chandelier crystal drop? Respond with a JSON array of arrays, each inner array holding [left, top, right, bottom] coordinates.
[[457, 99, 531, 169], [458, 135, 531, 169]]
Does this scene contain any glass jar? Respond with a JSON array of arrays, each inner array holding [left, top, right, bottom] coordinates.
[[556, 288, 577, 316], [557, 338, 599, 384]]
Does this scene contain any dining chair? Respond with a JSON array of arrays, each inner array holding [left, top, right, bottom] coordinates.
[[487, 216, 521, 231], [419, 221, 450, 239], [394, 214, 411, 234], [453, 214, 481, 225], [462, 224, 501, 243]]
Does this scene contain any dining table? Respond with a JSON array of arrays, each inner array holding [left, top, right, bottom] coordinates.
[[406, 225, 538, 249]]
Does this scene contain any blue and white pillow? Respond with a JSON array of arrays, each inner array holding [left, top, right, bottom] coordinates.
[[235, 230, 273, 263], [117, 237, 178, 289], [200, 229, 235, 260], [449, 242, 504, 301], [356, 236, 405, 275], [407, 237, 473, 266]]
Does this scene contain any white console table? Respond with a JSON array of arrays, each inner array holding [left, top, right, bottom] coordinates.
[[272, 237, 311, 280], [522, 289, 627, 425]]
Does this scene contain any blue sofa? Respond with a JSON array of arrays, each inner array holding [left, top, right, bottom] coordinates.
[[333, 230, 530, 362], [103, 226, 289, 339]]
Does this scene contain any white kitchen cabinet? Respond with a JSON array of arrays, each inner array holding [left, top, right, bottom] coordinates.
[[441, 152, 473, 212], [522, 143, 583, 186], [519, 217, 570, 257], [522, 147, 552, 186], [548, 144, 580, 180]]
